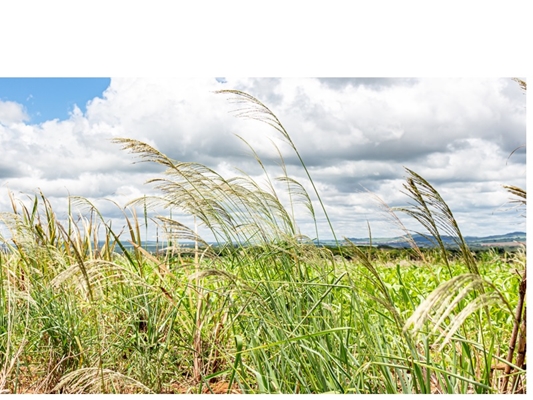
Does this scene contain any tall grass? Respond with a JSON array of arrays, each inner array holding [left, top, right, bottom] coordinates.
[[0, 90, 526, 393]]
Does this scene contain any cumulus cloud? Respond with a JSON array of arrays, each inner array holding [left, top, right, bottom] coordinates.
[[0, 77, 526, 240], [0, 100, 28, 125]]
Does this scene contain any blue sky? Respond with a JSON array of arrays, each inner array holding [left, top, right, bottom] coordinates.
[[0, 78, 110, 123]]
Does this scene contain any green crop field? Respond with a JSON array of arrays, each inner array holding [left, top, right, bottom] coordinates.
[[0, 90, 526, 394]]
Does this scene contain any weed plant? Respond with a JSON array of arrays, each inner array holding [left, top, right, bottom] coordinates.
[[0, 90, 526, 394]]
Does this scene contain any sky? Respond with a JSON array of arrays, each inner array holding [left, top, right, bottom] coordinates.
[[0, 78, 111, 124], [0, 77, 527, 242]]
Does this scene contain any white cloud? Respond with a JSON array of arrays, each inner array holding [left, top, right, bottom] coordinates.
[[0, 100, 28, 125], [0, 78, 527, 240]]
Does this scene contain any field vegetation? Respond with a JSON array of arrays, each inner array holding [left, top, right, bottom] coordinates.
[[0, 89, 526, 394]]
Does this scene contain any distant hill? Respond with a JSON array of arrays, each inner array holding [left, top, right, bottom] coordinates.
[[343, 231, 526, 249], [62, 232, 524, 254]]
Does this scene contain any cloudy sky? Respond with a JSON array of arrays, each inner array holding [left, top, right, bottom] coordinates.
[[0, 77, 526, 241]]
